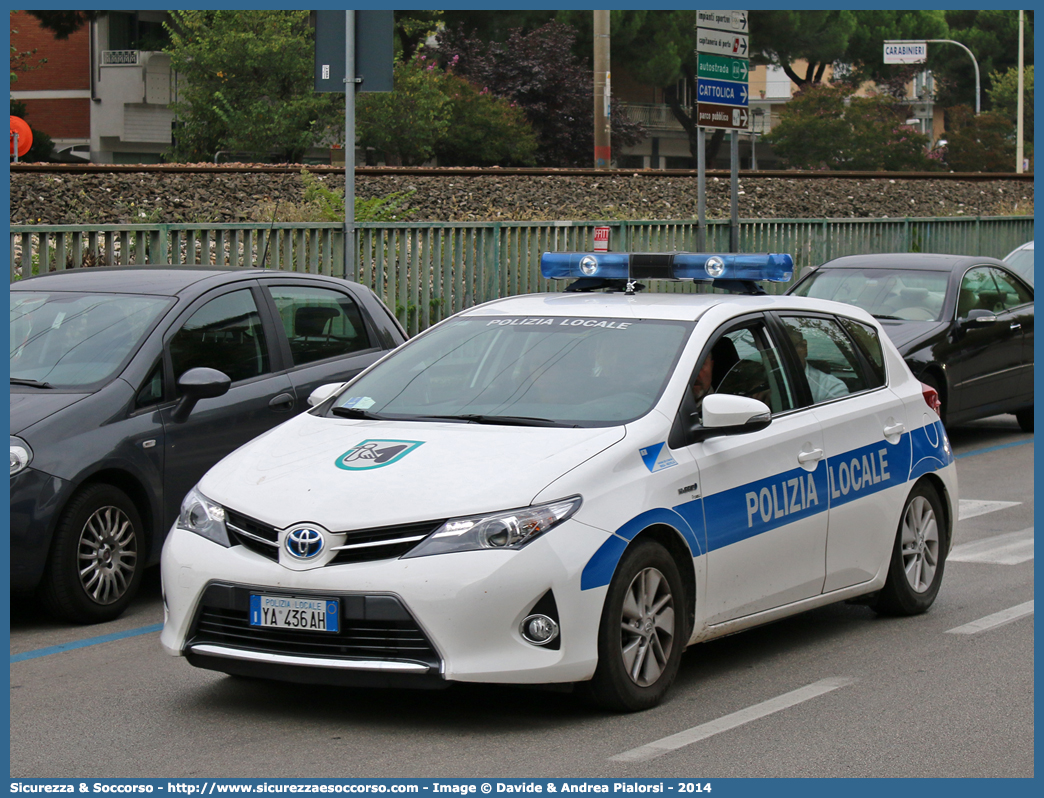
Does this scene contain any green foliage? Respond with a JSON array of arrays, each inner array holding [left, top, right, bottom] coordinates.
[[941, 106, 1016, 172], [765, 85, 934, 171], [935, 12, 1034, 111], [164, 11, 341, 163], [987, 65, 1033, 156], [249, 170, 418, 223], [356, 55, 539, 167]]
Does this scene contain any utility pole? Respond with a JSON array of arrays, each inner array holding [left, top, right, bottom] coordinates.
[[1016, 10, 1025, 173], [593, 10, 611, 169]]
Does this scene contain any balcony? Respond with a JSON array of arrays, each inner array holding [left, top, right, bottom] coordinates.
[[617, 102, 686, 133]]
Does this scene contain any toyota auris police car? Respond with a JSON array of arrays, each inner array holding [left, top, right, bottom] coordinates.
[[161, 252, 957, 711]]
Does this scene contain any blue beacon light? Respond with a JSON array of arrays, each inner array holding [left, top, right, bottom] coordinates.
[[540, 251, 794, 284]]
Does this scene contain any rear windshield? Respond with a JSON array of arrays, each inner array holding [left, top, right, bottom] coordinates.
[[792, 268, 950, 322], [11, 291, 172, 388], [327, 315, 695, 427]]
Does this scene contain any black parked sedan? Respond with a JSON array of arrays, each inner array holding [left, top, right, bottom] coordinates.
[[788, 253, 1033, 430], [11, 267, 406, 623]]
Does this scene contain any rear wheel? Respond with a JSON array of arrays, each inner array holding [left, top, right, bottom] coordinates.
[[873, 481, 947, 616], [580, 540, 689, 712], [40, 484, 145, 624], [1016, 406, 1033, 433]]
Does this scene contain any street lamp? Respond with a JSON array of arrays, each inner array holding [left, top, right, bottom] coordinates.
[[884, 39, 980, 115]]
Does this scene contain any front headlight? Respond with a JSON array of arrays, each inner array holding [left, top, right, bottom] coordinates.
[[177, 486, 231, 547], [10, 437, 33, 477], [403, 496, 582, 558]]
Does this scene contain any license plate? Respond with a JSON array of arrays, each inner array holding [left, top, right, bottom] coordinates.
[[249, 594, 339, 633]]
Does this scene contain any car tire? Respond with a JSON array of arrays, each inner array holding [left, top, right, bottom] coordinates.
[[920, 374, 947, 427], [579, 540, 689, 712], [872, 481, 947, 617], [40, 484, 145, 624], [1016, 406, 1033, 433]]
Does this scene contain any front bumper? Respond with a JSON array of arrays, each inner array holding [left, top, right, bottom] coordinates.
[[10, 468, 68, 592], [161, 518, 611, 687]]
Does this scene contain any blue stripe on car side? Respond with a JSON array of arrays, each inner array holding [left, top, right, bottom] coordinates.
[[581, 423, 949, 591]]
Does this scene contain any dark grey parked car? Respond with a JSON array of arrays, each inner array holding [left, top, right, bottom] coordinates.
[[10, 267, 406, 623], [788, 253, 1033, 430]]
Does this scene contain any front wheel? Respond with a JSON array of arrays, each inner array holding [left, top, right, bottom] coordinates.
[[873, 482, 947, 616], [40, 484, 145, 624], [580, 540, 689, 712]]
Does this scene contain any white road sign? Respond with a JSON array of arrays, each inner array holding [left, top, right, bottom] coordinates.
[[696, 10, 749, 34], [696, 28, 749, 59], [883, 41, 927, 64]]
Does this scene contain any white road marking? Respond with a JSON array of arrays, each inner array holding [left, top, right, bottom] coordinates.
[[958, 499, 1021, 521], [609, 677, 857, 763], [946, 601, 1034, 635], [949, 528, 1034, 565]]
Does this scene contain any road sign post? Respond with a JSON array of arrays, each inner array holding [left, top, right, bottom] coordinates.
[[695, 11, 750, 253]]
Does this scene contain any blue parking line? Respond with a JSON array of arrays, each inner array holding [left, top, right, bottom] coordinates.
[[955, 439, 1033, 460], [10, 622, 163, 664]]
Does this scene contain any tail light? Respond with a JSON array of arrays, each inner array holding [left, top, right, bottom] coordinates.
[[921, 382, 942, 416]]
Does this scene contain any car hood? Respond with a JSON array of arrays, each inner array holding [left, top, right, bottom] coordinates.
[[876, 319, 950, 353], [199, 413, 627, 531], [9, 390, 90, 435]]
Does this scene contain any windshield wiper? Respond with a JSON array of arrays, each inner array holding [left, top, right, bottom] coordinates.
[[10, 378, 53, 389], [423, 413, 572, 428], [331, 406, 386, 420]]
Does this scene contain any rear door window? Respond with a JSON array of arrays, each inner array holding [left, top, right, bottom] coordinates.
[[266, 285, 373, 367]]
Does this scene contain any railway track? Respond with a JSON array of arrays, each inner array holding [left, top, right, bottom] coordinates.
[[9, 163, 1034, 181]]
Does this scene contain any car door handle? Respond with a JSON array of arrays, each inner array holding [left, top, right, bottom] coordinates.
[[797, 448, 824, 464], [1011, 322, 1022, 331], [883, 422, 906, 436], [269, 392, 295, 411]]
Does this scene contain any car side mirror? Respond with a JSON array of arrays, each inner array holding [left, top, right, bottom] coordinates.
[[689, 393, 772, 442], [171, 367, 231, 423], [307, 382, 348, 407], [964, 308, 999, 324]]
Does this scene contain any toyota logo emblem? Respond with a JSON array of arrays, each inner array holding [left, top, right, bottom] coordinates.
[[285, 527, 324, 560]]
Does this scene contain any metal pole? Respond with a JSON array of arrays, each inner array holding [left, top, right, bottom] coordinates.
[[593, 10, 611, 169], [12, 131, 19, 163], [697, 128, 706, 251], [1016, 11, 1025, 173], [730, 130, 739, 252], [344, 10, 356, 280]]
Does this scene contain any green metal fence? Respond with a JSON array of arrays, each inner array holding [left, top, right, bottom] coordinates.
[[10, 216, 1033, 335]]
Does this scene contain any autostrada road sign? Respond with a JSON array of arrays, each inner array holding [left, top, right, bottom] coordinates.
[[697, 53, 749, 83]]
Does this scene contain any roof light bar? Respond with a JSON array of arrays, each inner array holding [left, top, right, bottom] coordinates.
[[540, 252, 794, 283]]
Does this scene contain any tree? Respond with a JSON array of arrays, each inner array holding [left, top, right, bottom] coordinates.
[[987, 64, 1033, 156], [941, 106, 1015, 171], [164, 11, 340, 163], [933, 12, 1034, 111], [427, 21, 644, 167], [764, 85, 934, 171], [355, 55, 539, 167], [24, 11, 103, 39]]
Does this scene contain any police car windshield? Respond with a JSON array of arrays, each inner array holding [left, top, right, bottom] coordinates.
[[791, 268, 950, 322], [329, 315, 695, 427]]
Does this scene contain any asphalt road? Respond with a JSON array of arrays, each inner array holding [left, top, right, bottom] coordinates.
[[9, 415, 1033, 778]]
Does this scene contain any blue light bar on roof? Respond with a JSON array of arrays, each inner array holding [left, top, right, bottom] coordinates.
[[540, 251, 794, 283]]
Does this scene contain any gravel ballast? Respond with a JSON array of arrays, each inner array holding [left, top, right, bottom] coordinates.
[[10, 168, 1034, 225]]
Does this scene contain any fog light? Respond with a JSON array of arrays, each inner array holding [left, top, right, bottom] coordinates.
[[520, 614, 559, 646], [705, 256, 725, 278]]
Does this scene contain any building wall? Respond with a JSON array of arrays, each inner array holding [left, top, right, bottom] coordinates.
[[10, 10, 92, 142]]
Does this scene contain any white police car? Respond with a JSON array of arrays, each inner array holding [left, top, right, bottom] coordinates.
[[161, 252, 957, 711]]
